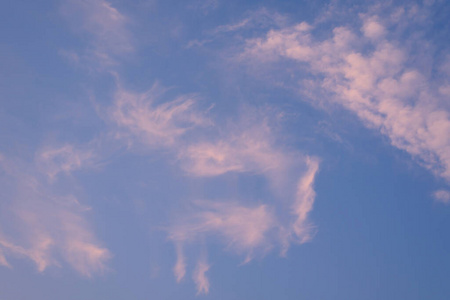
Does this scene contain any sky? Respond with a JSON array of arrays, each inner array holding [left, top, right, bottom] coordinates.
[[0, 0, 450, 299]]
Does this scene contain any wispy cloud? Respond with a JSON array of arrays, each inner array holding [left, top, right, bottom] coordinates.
[[188, 0, 219, 15], [0, 248, 9, 268], [36, 144, 95, 180], [0, 154, 110, 277], [104, 82, 319, 294], [239, 4, 450, 183], [193, 255, 210, 295], [211, 8, 287, 34], [108, 83, 210, 149], [61, 0, 133, 68], [169, 201, 277, 261], [168, 151, 319, 292], [168, 113, 319, 292], [187, 8, 288, 48], [178, 116, 291, 181], [173, 242, 187, 282], [290, 157, 319, 245]]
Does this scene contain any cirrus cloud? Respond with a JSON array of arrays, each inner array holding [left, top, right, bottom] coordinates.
[[0, 153, 110, 277]]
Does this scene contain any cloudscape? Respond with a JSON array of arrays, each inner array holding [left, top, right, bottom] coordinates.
[[1, 0, 449, 299]]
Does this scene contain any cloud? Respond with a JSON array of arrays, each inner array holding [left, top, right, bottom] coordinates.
[[169, 200, 277, 292], [240, 5, 450, 182], [169, 201, 277, 259], [178, 117, 291, 180], [433, 190, 450, 205], [105, 83, 319, 294], [36, 144, 95, 180], [187, 8, 288, 48], [362, 16, 386, 40], [188, 0, 219, 15], [173, 242, 187, 282], [168, 151, 319, 293], [240, 21, 313, 63], [290, 157, 319, 244], [0, 154, 110, 277], [166, 113, 319, 293], [61, 0, 133, 68], [193, 257, 210, 295], [109, 83, 210, 149], [211, 8, 287, 34], [171, 153, 319, 257], [0, 248, 9, 267]]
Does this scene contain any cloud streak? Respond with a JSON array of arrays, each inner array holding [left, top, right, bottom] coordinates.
[[290, 157, 319, 245], [173, 242, 187, 283], [193, 256, 210, 295]]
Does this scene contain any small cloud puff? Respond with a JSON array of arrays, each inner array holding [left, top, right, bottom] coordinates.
[[433, 190, 450, 205], [361, 16, 386, 40]]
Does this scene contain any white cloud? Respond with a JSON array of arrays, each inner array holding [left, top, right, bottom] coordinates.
[[240, 8, 450, 182]]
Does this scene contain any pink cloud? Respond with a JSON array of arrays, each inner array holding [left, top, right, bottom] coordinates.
[[0, 154, 110, 277], [109, 83, 210, 149], [36, 144, 95, 180], [61, 0, 133, 68], [433, 190, 450, 205], [193, 257, 210, 295], [241, 9, 450, 182]]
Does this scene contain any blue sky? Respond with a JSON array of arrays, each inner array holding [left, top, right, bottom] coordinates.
[[1, 0, 450, 299]]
